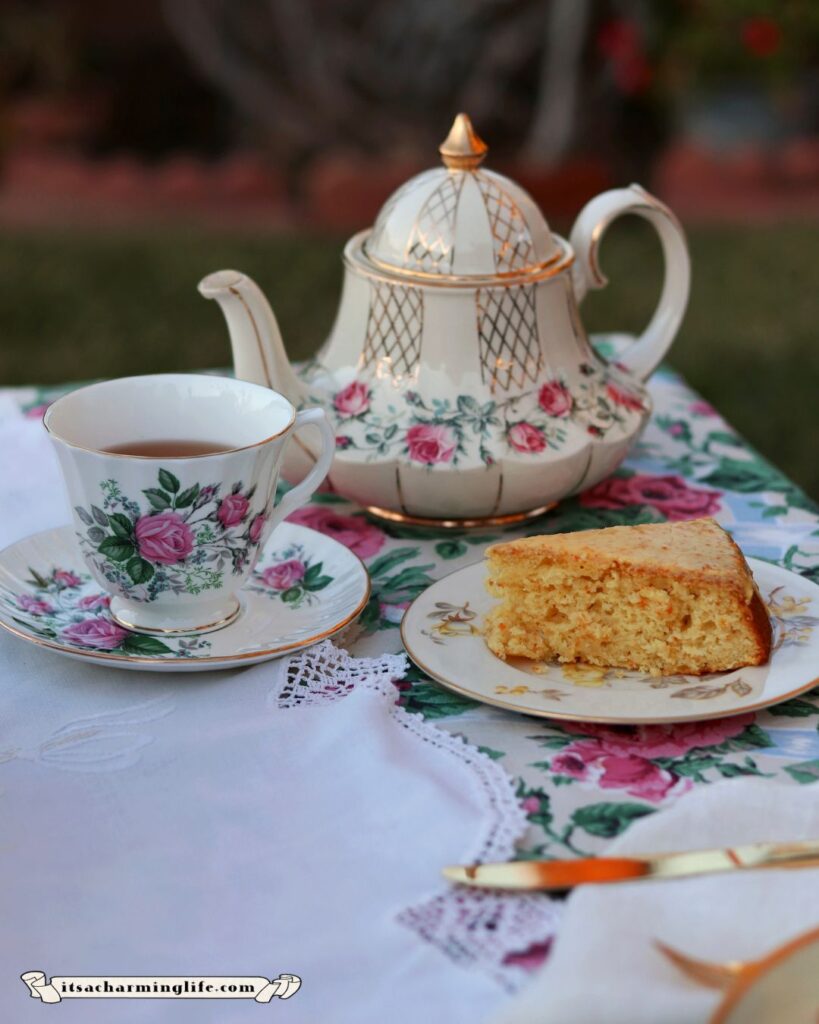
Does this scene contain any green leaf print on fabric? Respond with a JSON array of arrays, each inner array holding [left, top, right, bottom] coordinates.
[[397, 664, 478, 719], [784, 759, 819, 784], [571, 802, 655, 838], [766, 697, 819, 718]]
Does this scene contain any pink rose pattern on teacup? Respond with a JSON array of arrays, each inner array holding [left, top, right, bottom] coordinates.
[[249, 513, 266, 544], [135, 513, 195, 564], [581, 472, 722, 521], [217, 493, 250, 528], [75, 467, 270, 603]]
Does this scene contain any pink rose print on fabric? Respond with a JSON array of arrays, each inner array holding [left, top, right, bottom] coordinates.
[[503, 939, 553, 973], [606, 381, 646, 412], [406, 424, 457, 465], [135, 512, 195, 564], [61, 618, 128, 650], [249, 514, 266, 544], [508, 422, 547, 454], [596, 751, 680, 801], [54, 570, 82, 588], [262, 559, 306, 590], [78, 593, 111, 611], [690, 400, 716, 417], [560, 716, 754, 759], [333, 381, 370, 417], [286, 506, 385, 559], [551, 738, 684, 802], [550, 747, 591, 781], [550, 717, 755, 803], [18, 595, 54, 616], [217, 493, 250, 528], [538, 381, 573, 417], [580, 473, 722, 521]]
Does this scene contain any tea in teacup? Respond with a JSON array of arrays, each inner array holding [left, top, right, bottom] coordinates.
[[102, 440, 233, 457]]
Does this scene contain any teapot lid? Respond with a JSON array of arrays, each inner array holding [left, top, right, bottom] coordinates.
[[362, 114, 561, 281]]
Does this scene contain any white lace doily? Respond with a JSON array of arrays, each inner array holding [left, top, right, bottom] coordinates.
[[273, 640, 562, 990]]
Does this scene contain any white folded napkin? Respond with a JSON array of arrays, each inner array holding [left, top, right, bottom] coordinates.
[[491, 778, 819, 1024]]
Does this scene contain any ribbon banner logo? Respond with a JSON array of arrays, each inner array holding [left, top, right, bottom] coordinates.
[[21, 972, 301, 1004]]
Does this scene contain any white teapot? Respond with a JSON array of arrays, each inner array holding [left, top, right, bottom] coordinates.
[[199, 114, 689, 527]]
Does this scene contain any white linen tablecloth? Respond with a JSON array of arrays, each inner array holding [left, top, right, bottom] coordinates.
[[0, 395, 534, 1022]]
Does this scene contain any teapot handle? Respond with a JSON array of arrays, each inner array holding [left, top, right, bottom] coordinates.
[[569, 184, 690, 381]]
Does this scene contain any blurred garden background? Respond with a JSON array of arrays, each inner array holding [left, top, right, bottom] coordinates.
[[0, 0, 817, 497]]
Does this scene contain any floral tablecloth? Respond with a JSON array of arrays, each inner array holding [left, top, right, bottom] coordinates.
[[8, 352, 819, 979]]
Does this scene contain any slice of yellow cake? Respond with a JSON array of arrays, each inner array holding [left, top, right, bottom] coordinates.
[[484, 518, 771, 676]]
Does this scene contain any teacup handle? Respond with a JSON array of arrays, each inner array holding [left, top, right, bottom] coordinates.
[[569, 183, 690, 381], [267, 407, 335, 530]]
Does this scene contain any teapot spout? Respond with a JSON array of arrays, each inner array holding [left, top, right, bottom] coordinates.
[[198, 270, 307, 406]]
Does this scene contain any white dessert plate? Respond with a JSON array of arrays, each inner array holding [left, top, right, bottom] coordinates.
[[401, 557, 819, 724], [0, 523, 370, 672]]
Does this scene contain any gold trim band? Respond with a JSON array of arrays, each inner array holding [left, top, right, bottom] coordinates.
[[345, 231, 575, 290], [110, 599, 241, 636], [364, 503, 556, 531]]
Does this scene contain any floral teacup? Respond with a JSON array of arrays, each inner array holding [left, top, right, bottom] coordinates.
[[44, 374, 334, 634]]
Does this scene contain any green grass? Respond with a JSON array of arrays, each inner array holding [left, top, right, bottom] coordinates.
[[0, 221, 816, 498]]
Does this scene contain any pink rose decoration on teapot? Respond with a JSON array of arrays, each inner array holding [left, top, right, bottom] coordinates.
[[333, 381, 371, 417], [538, 381, 573, 417], [406, 424, 457, 465], [508, 422, 547, 453]]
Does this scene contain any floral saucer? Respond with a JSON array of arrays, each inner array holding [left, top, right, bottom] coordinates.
[[401, 558, 819, 725], [0, 523, 370, 673]]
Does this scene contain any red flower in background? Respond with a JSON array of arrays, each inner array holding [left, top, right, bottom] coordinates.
[[597, 18, 653, 96], [741, 17, 782, 58]]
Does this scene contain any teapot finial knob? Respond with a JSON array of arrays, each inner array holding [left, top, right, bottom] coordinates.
[[439, 113, 488, 170]]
